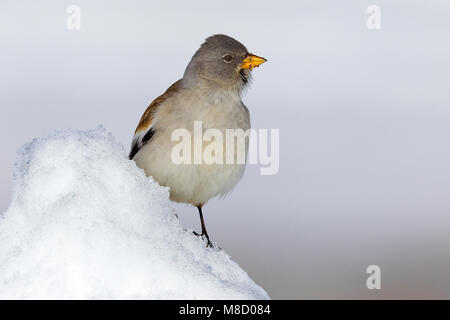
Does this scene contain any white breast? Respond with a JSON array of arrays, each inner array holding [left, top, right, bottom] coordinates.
[[133, 88, 250, 205]]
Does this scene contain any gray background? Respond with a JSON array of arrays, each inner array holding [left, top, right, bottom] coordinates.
[[2, 0, 450, 299]]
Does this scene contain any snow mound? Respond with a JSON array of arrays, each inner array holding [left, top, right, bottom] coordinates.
[[0, 127, 268, 299]]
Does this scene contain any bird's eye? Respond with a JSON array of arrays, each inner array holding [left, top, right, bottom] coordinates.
[[222, 54, 233, 63]]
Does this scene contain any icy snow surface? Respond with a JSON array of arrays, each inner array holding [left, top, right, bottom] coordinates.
[[0, 127, 268, 299]]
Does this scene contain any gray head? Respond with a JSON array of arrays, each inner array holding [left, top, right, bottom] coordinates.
[[183, 34, 266, 92]]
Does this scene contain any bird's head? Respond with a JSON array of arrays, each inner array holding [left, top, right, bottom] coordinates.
[[183, 34, 266, 92]]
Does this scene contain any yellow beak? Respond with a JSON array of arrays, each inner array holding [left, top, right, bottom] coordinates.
[[241, 54, 267, 71]]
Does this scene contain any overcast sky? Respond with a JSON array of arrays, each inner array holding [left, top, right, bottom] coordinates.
[[1, 0, 450, 298]]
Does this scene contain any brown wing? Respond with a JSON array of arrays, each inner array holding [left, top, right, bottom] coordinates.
[[129, 80, 181, 160]]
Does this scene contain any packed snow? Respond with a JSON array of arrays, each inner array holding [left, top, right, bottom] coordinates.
[[0, 127, 268, 299]]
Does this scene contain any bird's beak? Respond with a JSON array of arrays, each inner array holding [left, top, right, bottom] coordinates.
[[240, 54, 267, 71]]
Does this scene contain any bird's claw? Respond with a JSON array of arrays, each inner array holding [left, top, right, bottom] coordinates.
[[193, 231, 213, 248]]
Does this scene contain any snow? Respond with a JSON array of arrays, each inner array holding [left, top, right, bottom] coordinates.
[[0, 127, 269, 300]]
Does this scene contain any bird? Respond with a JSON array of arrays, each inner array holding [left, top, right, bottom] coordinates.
[[129, 34, 266, 246]]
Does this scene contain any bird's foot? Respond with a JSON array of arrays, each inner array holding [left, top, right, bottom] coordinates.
[[193, 231, 213, 248]]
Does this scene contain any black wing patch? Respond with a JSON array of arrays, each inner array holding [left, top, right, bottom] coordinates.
[[128, 128, 156, 160]]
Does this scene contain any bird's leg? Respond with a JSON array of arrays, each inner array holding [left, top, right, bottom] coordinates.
[[197, 206, 208, 236], [196, 205, 212, 247]]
